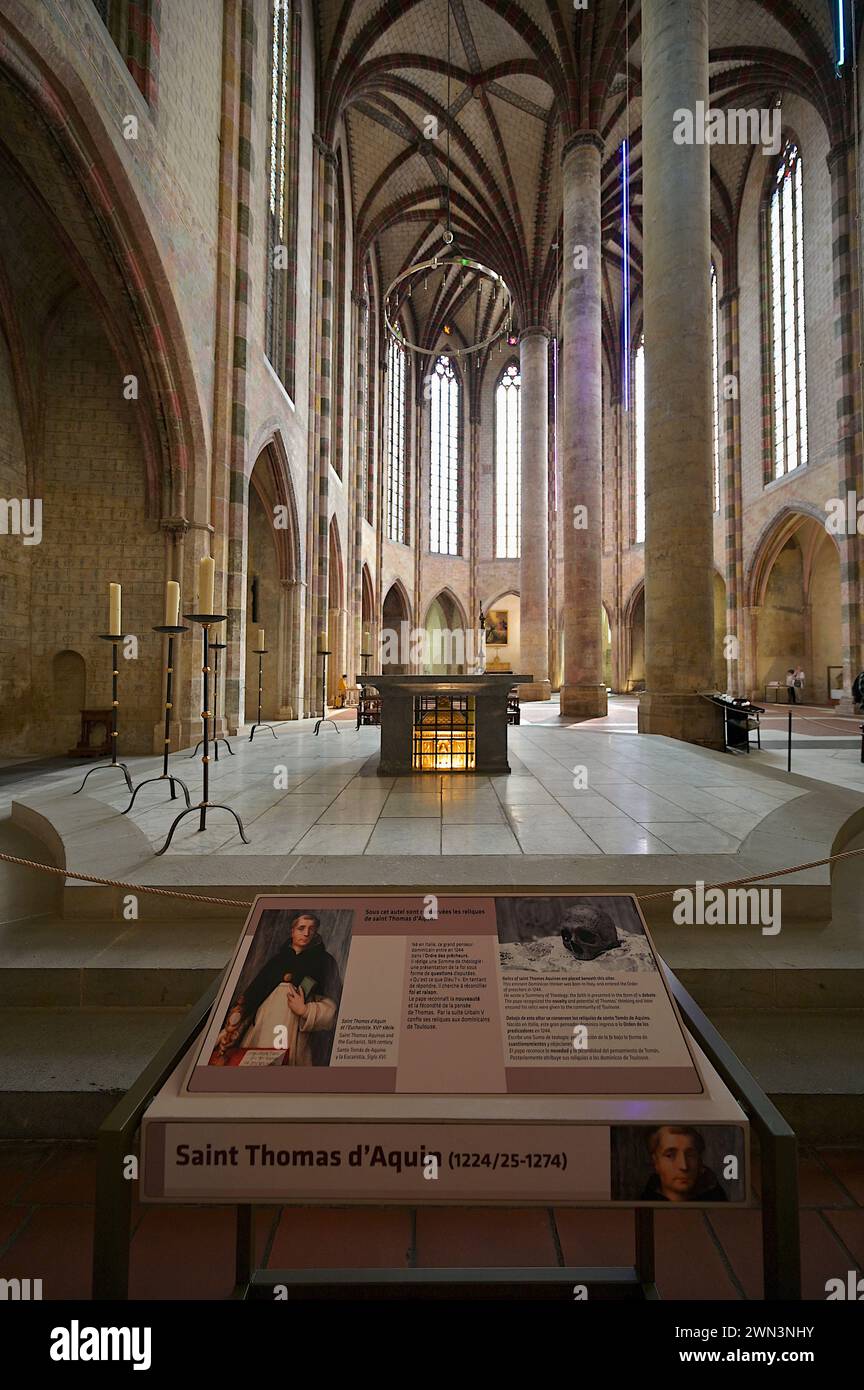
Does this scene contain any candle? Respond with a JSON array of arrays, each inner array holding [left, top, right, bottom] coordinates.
[[198, 556, 215, 614], [109, 583, 121, 635], [164, 580, 180, 627], [256, 628, 265, 652]]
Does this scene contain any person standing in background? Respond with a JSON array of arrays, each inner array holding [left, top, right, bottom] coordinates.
[[786, 669, 797, 704], [793, 666, 805, 703]]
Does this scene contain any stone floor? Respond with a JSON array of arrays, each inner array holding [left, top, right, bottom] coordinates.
[[2, 697, 815, 858], [0, 1140, 861, 1300]]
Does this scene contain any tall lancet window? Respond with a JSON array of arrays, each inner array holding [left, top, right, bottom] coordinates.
[[711, 262, 721, 511], [429, 355, 461, 555], [387, 337, 407, 543], [495, 362, 521, 558], [634, 335, 645, 544], [266, 0, 300, 396], [768, 139, 808, 478]]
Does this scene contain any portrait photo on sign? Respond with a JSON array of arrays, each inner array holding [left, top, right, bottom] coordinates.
[[495, 895, 656, 974], [208, 907, 352, 1069], [610, 1124, 746, 1203]]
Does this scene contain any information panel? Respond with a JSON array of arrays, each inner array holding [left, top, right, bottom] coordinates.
[[140, 892, 749, 1206], [185, 892, 703, 1096]]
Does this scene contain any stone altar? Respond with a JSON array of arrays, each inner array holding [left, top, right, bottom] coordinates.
[[359, 673, 531, 776]]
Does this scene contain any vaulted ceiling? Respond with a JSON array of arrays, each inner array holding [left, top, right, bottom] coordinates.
[[317, 0, 850, 386]]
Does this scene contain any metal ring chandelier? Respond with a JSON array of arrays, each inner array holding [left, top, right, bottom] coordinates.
[[384, 254, 514, 359]]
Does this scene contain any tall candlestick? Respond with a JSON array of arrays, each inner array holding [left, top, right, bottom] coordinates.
[[256, 627, 265, 652], [109, 583, 121, 635], [199, 556, 215, 614], [164, 580, 180, 627]]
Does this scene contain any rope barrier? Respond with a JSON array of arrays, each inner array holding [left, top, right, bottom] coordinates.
[[2, 841, 864, 911]]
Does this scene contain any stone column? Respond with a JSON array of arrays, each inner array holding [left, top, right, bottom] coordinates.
[[350, 290, 368, 684], [560, 133, 608, 718], [638, 0, 724, 747], [720, 285, 745, 697], [303, 134, 337, 715], [518, 326, 551, 699], [277, 577, 301, 719], [827, 142, 862, 713]]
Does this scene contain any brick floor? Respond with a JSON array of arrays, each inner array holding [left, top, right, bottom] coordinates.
[[0, 1141, 861, 1300]]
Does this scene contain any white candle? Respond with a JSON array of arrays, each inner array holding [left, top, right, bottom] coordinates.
[[198, 556, 215, 614], [257, 628, 265, 652], [164, 580, 180, 626], [109, 583, 121, 635]]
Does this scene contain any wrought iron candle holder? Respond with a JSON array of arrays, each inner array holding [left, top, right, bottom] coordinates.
[[192, 640, 233, 760], [249, 648, 277, 742], [124, 625, 191, 813], [74, 635, 133, 794], [155, 615, 249, 855], [314, 648, 339, 735]]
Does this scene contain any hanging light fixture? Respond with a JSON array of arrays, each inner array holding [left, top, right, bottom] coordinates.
[[384, 0, 512, 358]]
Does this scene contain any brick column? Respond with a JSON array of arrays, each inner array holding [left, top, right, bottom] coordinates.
[[518, 325, 551, 698], [303, 134, 337, 713], [560, 132, 608, 718], [720, 286, 745, 696], [637, 0, 724, 747], [350, 289, 368, 684], [222, 0, 255, 734], [827, 141, 863, 713]]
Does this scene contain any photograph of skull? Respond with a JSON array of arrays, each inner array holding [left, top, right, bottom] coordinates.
[[494, 896, 656, 975]]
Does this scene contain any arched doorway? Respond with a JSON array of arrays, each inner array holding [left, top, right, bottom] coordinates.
[[482, 591, 520, 673], [381, 582, 411, 674], [601, 605, 613, 689], [423, 590, 468, 674], [247, 440, 301, 722], [361, 565, 375, 674], [748, 513, 842, 704], [624, 582, 645, 692], [0, 17, 207, 754]]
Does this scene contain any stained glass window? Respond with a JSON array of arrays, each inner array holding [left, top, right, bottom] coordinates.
[[495, 362, 521, 557]]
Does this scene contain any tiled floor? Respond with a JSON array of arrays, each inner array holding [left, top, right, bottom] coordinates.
[[1, 1142, 861, 1300], [2, 697, 810, 857]]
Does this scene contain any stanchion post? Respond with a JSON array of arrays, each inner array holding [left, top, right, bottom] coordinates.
[[74, 635, 133, 794], [125, 625, 192, 811], [155, 614, 250, 855], [787, 710, 792, 772]]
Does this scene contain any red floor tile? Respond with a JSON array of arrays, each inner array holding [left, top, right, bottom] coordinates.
[[553, 1208, 633, 1267], [267, 1206, 412, 1270], [18, 1144, 97, 1206], [0, 1204, 30, 1248], [0, 1142, 55, 1202], [799, 1211, 857, 1301], [823, 1210, 864, 1273], [129, 1205, 274, 1300], [415, 1206, 557, 1268], [654, 1210, 740, 1300], [0, 1206, 92, 1300], [817, 1149, 864, 1205], [796, 1153, 853, 1208], [706, 1208, 764, 1300]]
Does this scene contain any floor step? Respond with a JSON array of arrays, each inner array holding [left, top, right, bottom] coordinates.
[[0, 1007, 185, 1139], [0, 916, 235, 1007], [701, 1008, 864, 1145]]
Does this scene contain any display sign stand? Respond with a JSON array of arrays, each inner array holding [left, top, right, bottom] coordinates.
[[93, 891, 800, 1302]]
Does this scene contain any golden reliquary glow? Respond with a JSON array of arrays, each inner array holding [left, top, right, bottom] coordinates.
[[412, 695, 476, 772]]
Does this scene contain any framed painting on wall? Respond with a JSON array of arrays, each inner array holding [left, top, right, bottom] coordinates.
[[485, 610, 508, 646]]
